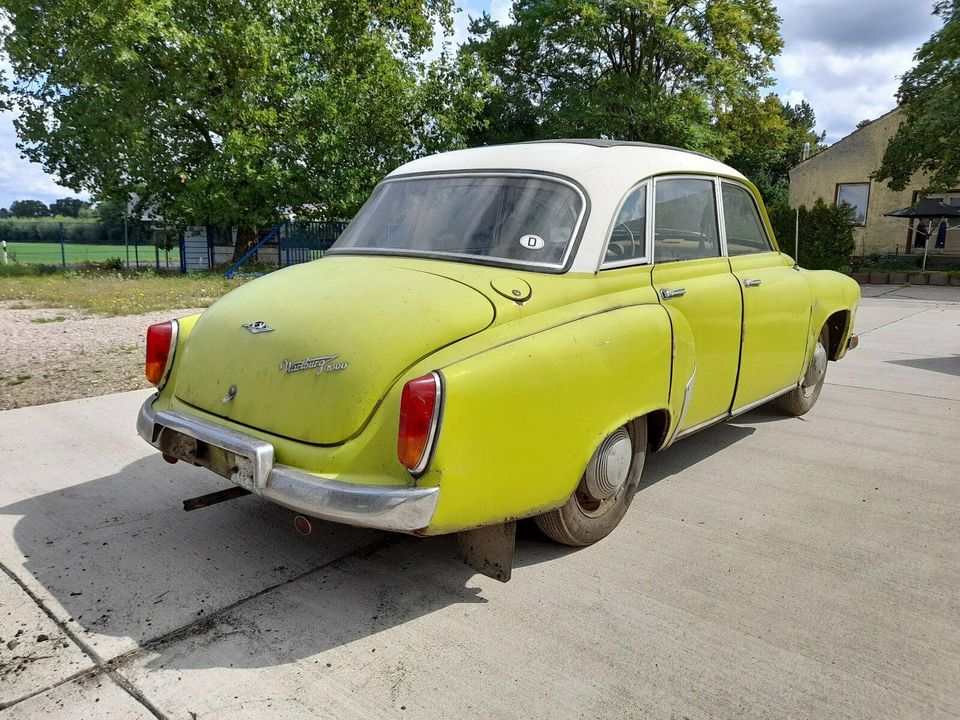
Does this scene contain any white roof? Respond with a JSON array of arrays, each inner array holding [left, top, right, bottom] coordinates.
[[386, 141, 751, 273], [390, 140, 744, 187]]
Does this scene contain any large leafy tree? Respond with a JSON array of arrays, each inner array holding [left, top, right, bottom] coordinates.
[[0, 0, 484, 256], [720, 97, 826, 204], [874, 0, 960, 193], [461, 0, 782, 156], [8, 199, 49, 218], [49, 197, 90, 218]]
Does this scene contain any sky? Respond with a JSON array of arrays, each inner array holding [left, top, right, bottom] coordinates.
[[0, 0, 944, 209]]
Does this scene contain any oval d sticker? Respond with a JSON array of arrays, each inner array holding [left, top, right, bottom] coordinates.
[[519, 234, 545, 250]]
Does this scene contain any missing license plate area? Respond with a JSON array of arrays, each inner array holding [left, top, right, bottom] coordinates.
[[157, 428, 258, 490]]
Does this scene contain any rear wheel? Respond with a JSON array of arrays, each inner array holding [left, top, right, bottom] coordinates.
[[535, 417, 647, 546], [775, 324, 829, 416]]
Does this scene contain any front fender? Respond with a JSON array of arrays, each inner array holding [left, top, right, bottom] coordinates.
[[803, 270, 861, 361], [423, 304, 674, 534]]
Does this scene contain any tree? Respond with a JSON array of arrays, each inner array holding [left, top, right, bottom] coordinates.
[[8, 199, 50, 218], [874, 0, 960, 193], [720, 97, 826, 204], [461, 0, 782, 156], [49, 197, 90, 218], [0, 1, 484, 260]]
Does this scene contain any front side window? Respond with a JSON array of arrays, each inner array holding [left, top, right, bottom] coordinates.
[[330, 175, 584, 269], [603, 184, 647, 265], [654, 178, 720, 262], [836, 183, 870, 225], [722, 183, 773, 255]]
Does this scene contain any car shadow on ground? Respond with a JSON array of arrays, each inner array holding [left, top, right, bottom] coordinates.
[[0, 456, 486, 669], [887, 355, 960, 378], [1, 419, 756, 670]]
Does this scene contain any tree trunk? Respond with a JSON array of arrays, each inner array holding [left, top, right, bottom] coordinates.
[[231, 226, 259, 264]]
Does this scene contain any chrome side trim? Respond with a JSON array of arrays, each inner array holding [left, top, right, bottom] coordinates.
[[663, 367, 696, 448], [674, 412, 728, 441], [730, 384, 797, 417], [136, 397, 440, 532]]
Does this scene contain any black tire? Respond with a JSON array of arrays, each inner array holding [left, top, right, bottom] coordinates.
[[775, 324, 830, 416], [535, 417, 647, 546]]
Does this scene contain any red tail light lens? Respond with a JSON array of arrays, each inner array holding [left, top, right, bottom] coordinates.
[[145, 320, 177, 386], [397, 372, 442, 474]]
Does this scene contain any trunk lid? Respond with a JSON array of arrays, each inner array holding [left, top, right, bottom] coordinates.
[[174, 257, 494, 444]]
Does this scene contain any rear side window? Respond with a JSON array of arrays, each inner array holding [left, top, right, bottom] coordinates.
[[722, 183, 773, 255], [604, 184, 647, 265], [654, 178, 720, 262]]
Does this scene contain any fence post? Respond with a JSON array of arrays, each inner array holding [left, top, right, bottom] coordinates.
[[2, 239, 7, 265], [59, 222, 66, 269], [124, 217, 130, 269]]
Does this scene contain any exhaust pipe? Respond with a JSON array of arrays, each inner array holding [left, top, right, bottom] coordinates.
[[294, 515, 313, 535]]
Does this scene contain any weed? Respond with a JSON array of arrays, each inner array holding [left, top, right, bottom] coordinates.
[[29, 315, 67, 324], [0, 271, 245, 315]]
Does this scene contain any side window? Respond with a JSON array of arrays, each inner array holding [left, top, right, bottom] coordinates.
[[654, 178, 720, 262], [604, 184, 647, 264], [722, 183, 773, 256]]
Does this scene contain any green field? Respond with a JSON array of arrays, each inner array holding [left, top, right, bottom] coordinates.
[[3, 242, 180, 266]]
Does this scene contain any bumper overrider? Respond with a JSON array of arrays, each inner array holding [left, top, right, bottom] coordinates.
[[137, 396, 439, 533]]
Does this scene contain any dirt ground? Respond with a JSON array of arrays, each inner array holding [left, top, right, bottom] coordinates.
[[0, 302, 204, 411]]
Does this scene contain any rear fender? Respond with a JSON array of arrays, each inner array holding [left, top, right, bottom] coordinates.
[[424, 304, 675, 534]]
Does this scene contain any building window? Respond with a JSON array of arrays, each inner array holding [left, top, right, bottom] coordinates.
[[836, 183, 870, 225]]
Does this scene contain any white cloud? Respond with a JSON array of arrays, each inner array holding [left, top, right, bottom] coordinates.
[[771, 0, 941, 143], [0, 110, 88, 208]]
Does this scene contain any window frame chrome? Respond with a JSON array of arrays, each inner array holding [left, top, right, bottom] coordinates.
[[598, 180, 653, 271], [650, 174, 725, 265], [719, 179, 775, 256], [327, 171, 589, 274]]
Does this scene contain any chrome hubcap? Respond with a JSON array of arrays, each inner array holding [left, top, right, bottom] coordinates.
[[583, 427, 632, 501], [803, 342, 828, 395]]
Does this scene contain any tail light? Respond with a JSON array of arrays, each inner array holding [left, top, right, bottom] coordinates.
[[397, 371, 443, 474], [145, 320, 178, 387]]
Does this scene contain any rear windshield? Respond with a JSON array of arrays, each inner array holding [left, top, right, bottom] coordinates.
[[329, 174, 584, 269]]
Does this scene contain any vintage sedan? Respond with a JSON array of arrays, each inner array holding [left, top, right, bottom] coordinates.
[[137, 140, 860, 580]]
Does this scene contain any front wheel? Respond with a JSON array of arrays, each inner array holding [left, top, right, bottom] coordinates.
[[775, 324, 829, 416], [535, 417, 647, 546]]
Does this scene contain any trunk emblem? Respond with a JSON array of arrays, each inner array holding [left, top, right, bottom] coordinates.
[[242, 321, 275, 334], [222, 384, 238, 404], [280, 355, 349, 375]]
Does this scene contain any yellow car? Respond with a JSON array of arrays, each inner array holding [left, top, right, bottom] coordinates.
[[137, 140, 860, 580]]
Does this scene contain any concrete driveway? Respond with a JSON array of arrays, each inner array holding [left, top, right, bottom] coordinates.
[[1, 285, 957, 719]]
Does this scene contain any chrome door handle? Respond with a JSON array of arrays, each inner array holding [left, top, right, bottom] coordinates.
[[660, 288, 686, 300], [744, 278, 762, 288]]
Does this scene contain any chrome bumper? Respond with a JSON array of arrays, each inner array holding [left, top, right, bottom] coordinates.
[[137, 396, 439, 533]]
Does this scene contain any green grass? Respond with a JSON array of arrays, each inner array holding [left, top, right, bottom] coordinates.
[[0, 271, 245, 315], [4, 242, 180, 266]]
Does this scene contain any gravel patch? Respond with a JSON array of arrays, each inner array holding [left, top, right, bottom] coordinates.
[[0, 301, 205, 411]]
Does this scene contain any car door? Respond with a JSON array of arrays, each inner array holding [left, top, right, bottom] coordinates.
[[720, 180, 812, 411], [651, 176, 742, 434]]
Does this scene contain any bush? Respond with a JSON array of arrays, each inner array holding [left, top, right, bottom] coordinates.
[[0, 262, 60, 277], [81, 257, 125, 271], [767, 199, 856, 272]]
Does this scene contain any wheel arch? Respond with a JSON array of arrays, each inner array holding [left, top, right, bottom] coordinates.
[[421, 303, 675, 534]]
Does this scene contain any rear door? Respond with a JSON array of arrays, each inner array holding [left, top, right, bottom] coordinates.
[[651, 177, 742, 433], [721, 181, 811, 411]]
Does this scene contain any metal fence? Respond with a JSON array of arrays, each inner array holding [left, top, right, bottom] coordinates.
[[0, 221, 179, 270]]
